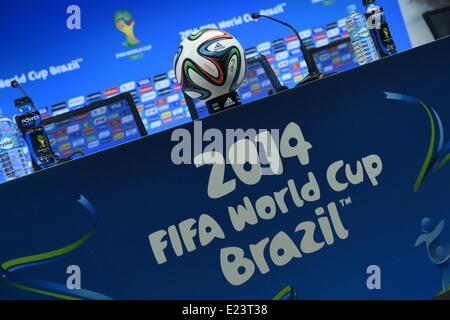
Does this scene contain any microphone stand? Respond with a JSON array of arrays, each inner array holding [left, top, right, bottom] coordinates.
[[11, 80, 36, 107], [251, 13, 332, 86]]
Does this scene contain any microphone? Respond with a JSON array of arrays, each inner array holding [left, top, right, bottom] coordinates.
[[251, 13, 331, 86], [11, 80, 31, 98], [11, 80, 35, 108]]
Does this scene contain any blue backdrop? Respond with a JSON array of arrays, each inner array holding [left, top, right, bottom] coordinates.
[[0, 36, 448, 300], [0, 0, 411, 119]]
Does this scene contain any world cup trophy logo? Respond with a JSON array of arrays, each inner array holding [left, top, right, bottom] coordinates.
[[37, 135, 46, 148], [114, 10, 140, 48]]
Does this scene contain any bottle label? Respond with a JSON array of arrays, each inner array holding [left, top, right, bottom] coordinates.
[[25, 128, 55, 167], [378, 23, 396, 49], [15, 110, 56, 169], [0, 135, 21, 154], [15, 110, 42, 131], [351, 26, 371, 42]]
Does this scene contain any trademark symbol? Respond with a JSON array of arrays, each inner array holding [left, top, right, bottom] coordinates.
[[339, 197, 352, 207]]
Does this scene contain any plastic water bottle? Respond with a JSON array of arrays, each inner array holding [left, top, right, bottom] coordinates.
[[363, 0, 397, 57], [346, 4, 379, 65], [14, 97, 56, 170], [0, 111, 31, 181]]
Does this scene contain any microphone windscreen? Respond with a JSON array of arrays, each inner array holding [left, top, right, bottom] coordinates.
[[11, 80, 19, 88], [251, 13, 259, 19]]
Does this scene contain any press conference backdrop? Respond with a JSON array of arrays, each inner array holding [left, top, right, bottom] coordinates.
[[0, 0, 412, 183], [0, 37, 448, 300], [0, 0, 411, 123]]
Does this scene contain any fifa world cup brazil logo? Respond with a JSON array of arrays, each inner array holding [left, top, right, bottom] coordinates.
[[114, 10, 140, 48], [37, 135, 46, 148]]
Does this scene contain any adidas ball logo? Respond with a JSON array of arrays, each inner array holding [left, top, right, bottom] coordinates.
[[224, 97, 235, 108], [214, 42, 226, 51]]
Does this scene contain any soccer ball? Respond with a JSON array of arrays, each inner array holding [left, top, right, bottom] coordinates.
[[174, 29, 247, 102]]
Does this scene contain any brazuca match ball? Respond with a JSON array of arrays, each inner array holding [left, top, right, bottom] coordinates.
[[174, 29, 247, 102]]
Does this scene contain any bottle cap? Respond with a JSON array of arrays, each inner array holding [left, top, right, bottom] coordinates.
[[347, 4, 357, 12], [14, 97, 33, 107]]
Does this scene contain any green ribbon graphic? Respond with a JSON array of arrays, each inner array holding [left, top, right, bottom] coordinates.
[[0, 195, 112, 300]]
